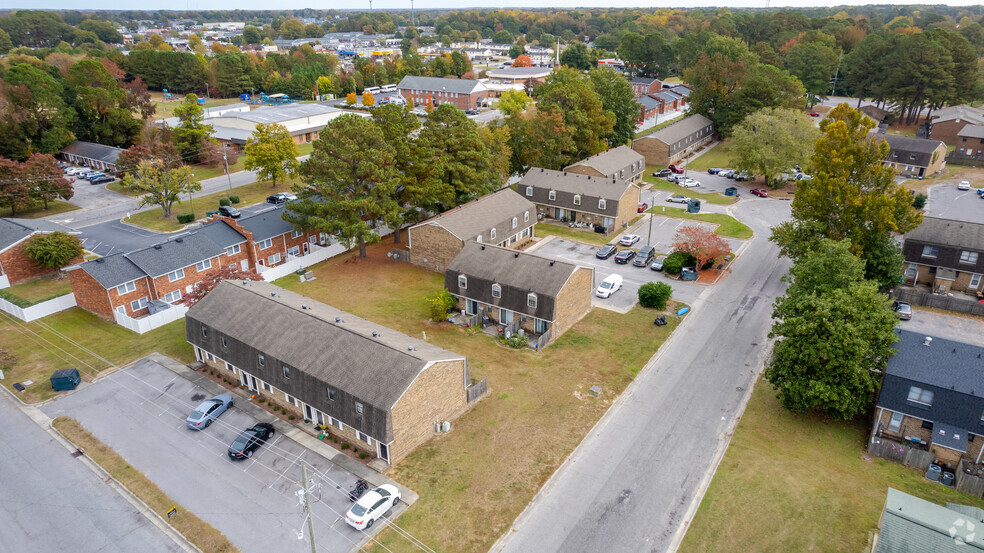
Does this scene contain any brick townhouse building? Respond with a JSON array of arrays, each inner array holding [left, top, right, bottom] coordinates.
[[632, 113, 715, 166], [929, 105, 984, 148], [0, 218, 81, 287], [630, 77, 662, 97], [186, 280, 473, 465], [902, 216, 984, 296], [518, 168, 641, 233], [564, 145, 646, 185], [396, 75, 489, 110]]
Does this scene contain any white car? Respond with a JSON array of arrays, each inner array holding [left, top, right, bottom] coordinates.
[[678, 178, 700, 188], [619, 234, 641, 246], [667, 194, 691, 204], [595, 274, 623, 298], [959, 180, 971, 190], [345, 484, 401, 530]]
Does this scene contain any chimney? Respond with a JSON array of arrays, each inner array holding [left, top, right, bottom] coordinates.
[[923, 336, 933, 347]]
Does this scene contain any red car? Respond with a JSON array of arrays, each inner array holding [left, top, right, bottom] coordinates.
[[668, 164, 684, 174], [637, 202, 649, 213], [808, 112, 820, 117], [750, 188, 769, 197]]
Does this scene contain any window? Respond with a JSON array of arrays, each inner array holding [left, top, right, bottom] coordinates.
[[905, 263, 917, 278], [201, 325, 208, 337], [327, 387, 336, 401], [258, 238, 273, 250], [492, 283, 501, 298], [288, 246, 300, 257], [527, 293, 537, 308], [117, 281, 136, 295], [225, 244, 241, 256], [458, 274, 467, 289], [921, 245, 939, 258], [221, 336, 227, 348], [910, 153, 917, 160], [524, 211, 530, 223], [961, 251, 979, 264], [573, 195, 581, 206], [620, 169, 625, 178], [355, 401, 364, 416], [888, 412, 903, 432], [292, 230, 303, 239], [163, 290, 182, 303], [130, 297, 148, 311], [357, 431, 371, 444], [330, 416, 342, 430], [268, 253, 282, 265], [548, 190, 556, 201], [258, 353, 265, 366], [598, 199, 607, 210], [490, 228, 496, 240], [972, 274, 983, 289], [907, 386, 934, 406], [512, 217, 518, 229], [195, 259, 211, 272], [477, 235, 482, 243], [262, 381, 273, 392], [167, 268, 185, 282], [283, 364, 291, 379], [525, 186, 533, 197]]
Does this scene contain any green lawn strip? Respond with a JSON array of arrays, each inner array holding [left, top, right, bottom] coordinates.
[[106, 180, 139, 197], [647, 206, 753, 239], [126, 179, 300, 232], [187, 157, 247, 182], [684, 139, 734, 172], [535, 223, 614, 246], [52, 417, 238, 553], [0, 308, 193, 403], [642, 174, 737, 206], [678, 380, 984, 553], [1, 275, 73, 305], [7, 200, 80, 219]]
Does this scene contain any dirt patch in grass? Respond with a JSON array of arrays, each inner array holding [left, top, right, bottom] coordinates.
[[2, 274, 73, 305], [678, 378, 984, 553], [7, 200, 80, 219], [52, 417, 238, 553], [150, 92, 241, 121], [0, 308, 193, 403], [274, 243, 682, 553]]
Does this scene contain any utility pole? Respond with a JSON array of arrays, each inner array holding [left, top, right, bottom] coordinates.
[[301, 464, 317, 553], [411, 0, 415, 27], [223, 144, 233, 193]]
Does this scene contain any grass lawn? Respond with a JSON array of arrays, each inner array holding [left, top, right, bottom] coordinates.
[[1, 275, 73, 305], [150, 92, 241, 121], [647, 206, 754, 239], [7, 200, 80, 219], [126, 179, 299, 232], [53, 417, 236, 553], [534, 223, 615, 246], [643, 173, 737, 206], [678, 379, 984, 553], [273, 244, 685, 553], [105, 180, 138, 197], [685, 139, 734, 172], [0, 308, 193, 403]]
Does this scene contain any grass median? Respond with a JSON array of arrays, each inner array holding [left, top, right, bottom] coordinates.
[[685, 139, 734, 172], [678, 379, 984, 553], [7, 200, 80, 219], [274, 243, 686, 553], [647, 205, 753, 239], [52, 417, 238, 553], [642, 175, 737, 206]]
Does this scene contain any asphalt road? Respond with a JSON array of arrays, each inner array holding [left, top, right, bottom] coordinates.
[[926, 182, 984, 224], [41, 359, 385, 553], [0, 390, 185, 553], [492, 198, 792, 553]]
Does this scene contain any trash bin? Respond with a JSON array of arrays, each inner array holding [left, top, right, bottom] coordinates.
[[687, 199, 701, 213], [725, 187, 738, 197], [50, 368, 81, 391]]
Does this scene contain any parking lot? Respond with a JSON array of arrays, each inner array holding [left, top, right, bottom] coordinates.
[[926, 182, 984, 224], [42, 358, 398, 553]]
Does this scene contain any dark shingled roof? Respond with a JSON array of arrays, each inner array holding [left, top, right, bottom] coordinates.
[[881, 134, 945, 168], [125, 233, 226, 278], [195, 219, 248, 249], [905, 217, 984, 251], [60, 141, 124, 165], [186, 280, 464, 417], [411, 189, 535, 242], [518, 167, 634, 201], [238, 205, 295, 242], [0, 218, 77, 252], [877, 488, 984, 553], [635, 113, 713, 145], [564, 146, 644, 179], [77, 252, 148, 289]]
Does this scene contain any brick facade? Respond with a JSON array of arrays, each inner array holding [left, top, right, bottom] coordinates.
[[408, 224, 465, 271], [632, 138, 671, 166], [399, 89, 484, 110], [0, 239, 82, 285], [552, 267, 594, 336], [930, 119, 971, 148], [68, 269, 117, 319], [614, 185, 642, 230], [873, 408, 984, 468], [388, 359, 468, 463]]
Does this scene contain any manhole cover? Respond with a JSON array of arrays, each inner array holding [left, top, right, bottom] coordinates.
[[191, 393, 206, 401]]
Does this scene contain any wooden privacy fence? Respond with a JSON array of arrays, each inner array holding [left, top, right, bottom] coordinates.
[[891, 288, 984, 317], [868, 437, 934, 470], [535, 328, 553, 350], [956, 460, 984, 498], [466, 378, 487, 403], [390, 249, 410, 263]]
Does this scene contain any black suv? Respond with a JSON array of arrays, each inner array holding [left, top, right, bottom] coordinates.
[[218, 205, 241, 218], [228, 423, 275, 460], [633, 246, 656, 267]]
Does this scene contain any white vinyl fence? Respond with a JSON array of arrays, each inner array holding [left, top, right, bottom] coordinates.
[[114, 304, 189, 334], [0, 293, 77, 322], [257, 243, 345, 282], [0, 274, 10, 290]]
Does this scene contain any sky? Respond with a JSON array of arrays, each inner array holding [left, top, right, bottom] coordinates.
[[4, 0, 984, 12]]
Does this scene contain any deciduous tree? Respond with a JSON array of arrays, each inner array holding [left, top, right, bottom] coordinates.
[[182, 265, 263, 306], [0, 157, 30, 216], [23, 232, 82, 271], [172, 94, 214, 164], [511, 54, 532, 68], [730, 108, 819, 188], [534, 67, 614, 164], [588, 66, 638, 147], [497, 89, 532, 116], [23, 153, 73, 209], [244, 123, 299, 189], [122, 160, 200, 218], [671, 225, 729, 274]]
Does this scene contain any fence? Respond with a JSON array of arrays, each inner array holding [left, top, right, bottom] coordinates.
[[956, 459, 984, 498], [257, 243, 342, 282], [534, 328, 553, 350], [868, 436, 934, 470], [890, 288, 984, 317], [390, 249, 410, 263], [945, 152, 984, 167], [0, 274, 9, 290], [0, 293, 76, 322], [466, 377, 487, 403], [114, 304, 188, 334]]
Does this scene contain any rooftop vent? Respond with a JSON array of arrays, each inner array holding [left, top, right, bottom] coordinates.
[[154, 244, 162, 249], [514, 252, 519, 258], [301, 304, 307, 310], [408, 345, 414, 351], [563, 171, 567, 176], [550, 261, 555, 266], [270, 292, 276, 297], [242, 280, 248, 285], [481, 245, 485, 250], [923, 336, 933, 347]]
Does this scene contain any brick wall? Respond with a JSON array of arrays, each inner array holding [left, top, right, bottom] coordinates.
[[874, 408, 984, 466], [388, 358, 467, 464], [408, 224, 463, 272], [399, 89, 483, 110], [931, 120, 967, 147], [0, 236, 82, 285], [151, 253, 226, 304], [552, 266, 593, 338], [632, 137, 671, 166], [614, 185, 641, 230], [68, 269, 116, 319], [111, 275, 154, 317]]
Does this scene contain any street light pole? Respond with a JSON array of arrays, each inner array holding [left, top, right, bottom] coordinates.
[[223, 145, 233, 193], [301, 464, 317, 553], [647, 189, 656, 245], [188, 173, 196, 217]]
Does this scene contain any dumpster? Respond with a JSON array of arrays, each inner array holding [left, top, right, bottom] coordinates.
[[50, 368, 81, 391], [681, 267, 698, 281], [687, 199, 701, 213], [725, 187, 738, 197]]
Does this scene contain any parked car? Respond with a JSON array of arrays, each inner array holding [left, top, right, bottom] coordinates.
[[267, 192, 297, 204], [89, 176, 114, 185], [959, 180, 972, 190], [892, 301, 912, 320], [637, 202, 649, 213], [718, 170, 734, 178], [218, 205, 241, 218], [228, 423, 275, 460], [345, 484, 401, 530], [791, 172, 812, 181], [668, 164, 684, 174], [79, 171, 101, 180], [652, 169, 673, 178], [707, 168, 723, 174], [619, 234, 641, 246], [750, 188, 769, 197], [595, 274, 623, 298], [614, 249, 636, 264], [665, 174, 681, 183], [185, 394, 234, 430], [650, 255, 666, 271], [667, 194, 690, 204], [634, 246, 656, 267], [596, 244, 619, 259], [808, 111, 820, 117], [733, 171, 752, 182], [678, 178, 700, 188]]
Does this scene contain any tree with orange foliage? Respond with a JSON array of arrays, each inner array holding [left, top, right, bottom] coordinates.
[[182, 265, 264, 306], [671, 225, 730, 274], [512, 55, 532, 68], [362, 90, 375, 107], [345, 92, 357, 105]]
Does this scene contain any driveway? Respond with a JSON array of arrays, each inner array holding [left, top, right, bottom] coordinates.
[[0, 391, 185, 553], [926, 181, 984, 224], [65, 175, 131, 210], [901, 308, 984, 347], [41, 358, 397, 553]]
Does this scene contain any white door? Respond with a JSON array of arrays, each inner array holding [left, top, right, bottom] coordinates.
[[303, 242, 310, 255], [241, 259, 249, 271]]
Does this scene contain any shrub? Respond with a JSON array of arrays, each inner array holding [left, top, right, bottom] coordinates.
[[359, 452, 368, 460], [219, 198, 230, 207], [913, 193, 927, 209], [499, 333, 526, 348], [426, 288, 458, 322], [288, 415, 296, 420], [0, 290, 31, 308], [229, 195, 240, 204], [639, 281, 673, 310], [177, 213, 195, 224], [258, 398, 265, 404], [662, 251, 695, 275], [23, 232, 83, 269], [341, 443, 350, 450]]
